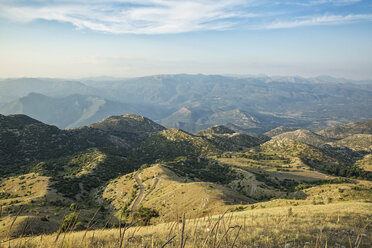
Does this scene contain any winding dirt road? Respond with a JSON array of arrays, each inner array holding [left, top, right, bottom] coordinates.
[[144, 177, 159, 201], [130, 172, 160, 212], [131, 172, 144, 212]]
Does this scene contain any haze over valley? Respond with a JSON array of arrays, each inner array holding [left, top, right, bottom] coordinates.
[[1, 74, 371, 134]]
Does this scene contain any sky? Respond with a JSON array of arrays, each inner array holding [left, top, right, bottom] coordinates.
[[0, 0, 372, 79]]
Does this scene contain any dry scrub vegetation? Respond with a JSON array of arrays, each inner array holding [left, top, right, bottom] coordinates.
[[103, 165, 250, 222], [4, 201, 372, 248]]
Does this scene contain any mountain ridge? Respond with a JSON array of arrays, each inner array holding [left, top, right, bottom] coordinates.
[[317, 120, 372, 139], [1, 74, 372, 133]]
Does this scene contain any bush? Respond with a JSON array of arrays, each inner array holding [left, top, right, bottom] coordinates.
[[233, 206, 245, 212], [133, 206, 159, 226]]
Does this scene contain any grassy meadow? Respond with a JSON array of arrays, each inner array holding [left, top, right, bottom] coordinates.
[[5, 201, 371, 248]]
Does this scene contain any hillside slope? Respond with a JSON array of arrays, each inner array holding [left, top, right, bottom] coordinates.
[[317, 120, 372, 139], [103, 165, 251, 222], [131, 128, 219, 161], [264, 126, 299, 137], [0, 114, 87, 169], [330, 134, 372, 152], [196, 125, 266, 151], [0, 114, 165, 175], [271, 129, 334, 147]]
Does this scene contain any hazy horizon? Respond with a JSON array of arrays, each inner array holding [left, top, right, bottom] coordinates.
[[1, 73, 372, 82]]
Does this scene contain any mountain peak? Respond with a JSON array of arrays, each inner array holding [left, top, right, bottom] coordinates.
[[264, 126, 299, 137], [196, 125, 235, 136], [89, 114, 166, 133], [159, 128, 192, 139], [120, 114, 146, 120], [176, 107, 192, 115], [0, 114, 44, 128]]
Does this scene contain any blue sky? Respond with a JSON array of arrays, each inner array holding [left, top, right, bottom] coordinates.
[[0, 0, 371, 79]]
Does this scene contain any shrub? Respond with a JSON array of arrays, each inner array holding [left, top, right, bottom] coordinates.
[[133, 206, 159, 226], [233, 206, 245, 212]]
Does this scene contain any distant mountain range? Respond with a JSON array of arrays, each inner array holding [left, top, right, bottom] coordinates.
[[0, 93, 168, 129], [1, 74, 371, 133]]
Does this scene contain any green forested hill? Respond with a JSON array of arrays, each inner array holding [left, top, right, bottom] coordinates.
[[0, 114, 165, 175]]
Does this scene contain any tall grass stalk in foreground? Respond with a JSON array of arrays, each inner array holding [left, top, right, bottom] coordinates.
[[4, 202, 372, 248]]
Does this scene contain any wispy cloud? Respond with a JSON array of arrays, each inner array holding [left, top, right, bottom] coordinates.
[[309, 0, 361, 5], [262, 14, 372, 29], [0, 0, 371, 34], [276, 0, 361, 6], [0, 0, 256, 34]]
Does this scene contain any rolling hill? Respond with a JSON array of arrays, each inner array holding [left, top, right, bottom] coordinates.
[[330, 134, 372, 152], [317, 120, 372, 139], [0, 114, 165, 175], [264, 126, 299, 137], [270, 129, 334, 147], [195, 125, 267, 151], [131, 128, 219, 161]]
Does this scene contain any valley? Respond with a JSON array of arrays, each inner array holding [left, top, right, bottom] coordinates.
[[1, 75, 371, 133]]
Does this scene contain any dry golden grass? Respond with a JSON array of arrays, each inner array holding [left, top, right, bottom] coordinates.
[[0, 173, 50, 205], [355, 154, 372, 172], [100, 158, 372, 228], [0, 173, 72, 239], [0, 215, 60, 241], [226, 166, 285, 199], [6, 201, 372, 248], [214, 155, 336, 202], [103, 165, 251, 223], [2, 165, 371, 247], [102, 172, 137, 209], [0, 173, 67, 210], [216, 156, 329, 181]]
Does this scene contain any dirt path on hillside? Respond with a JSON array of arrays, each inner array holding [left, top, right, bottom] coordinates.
[[144, 177, 159, 201], [131, 172, 144, 212]]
